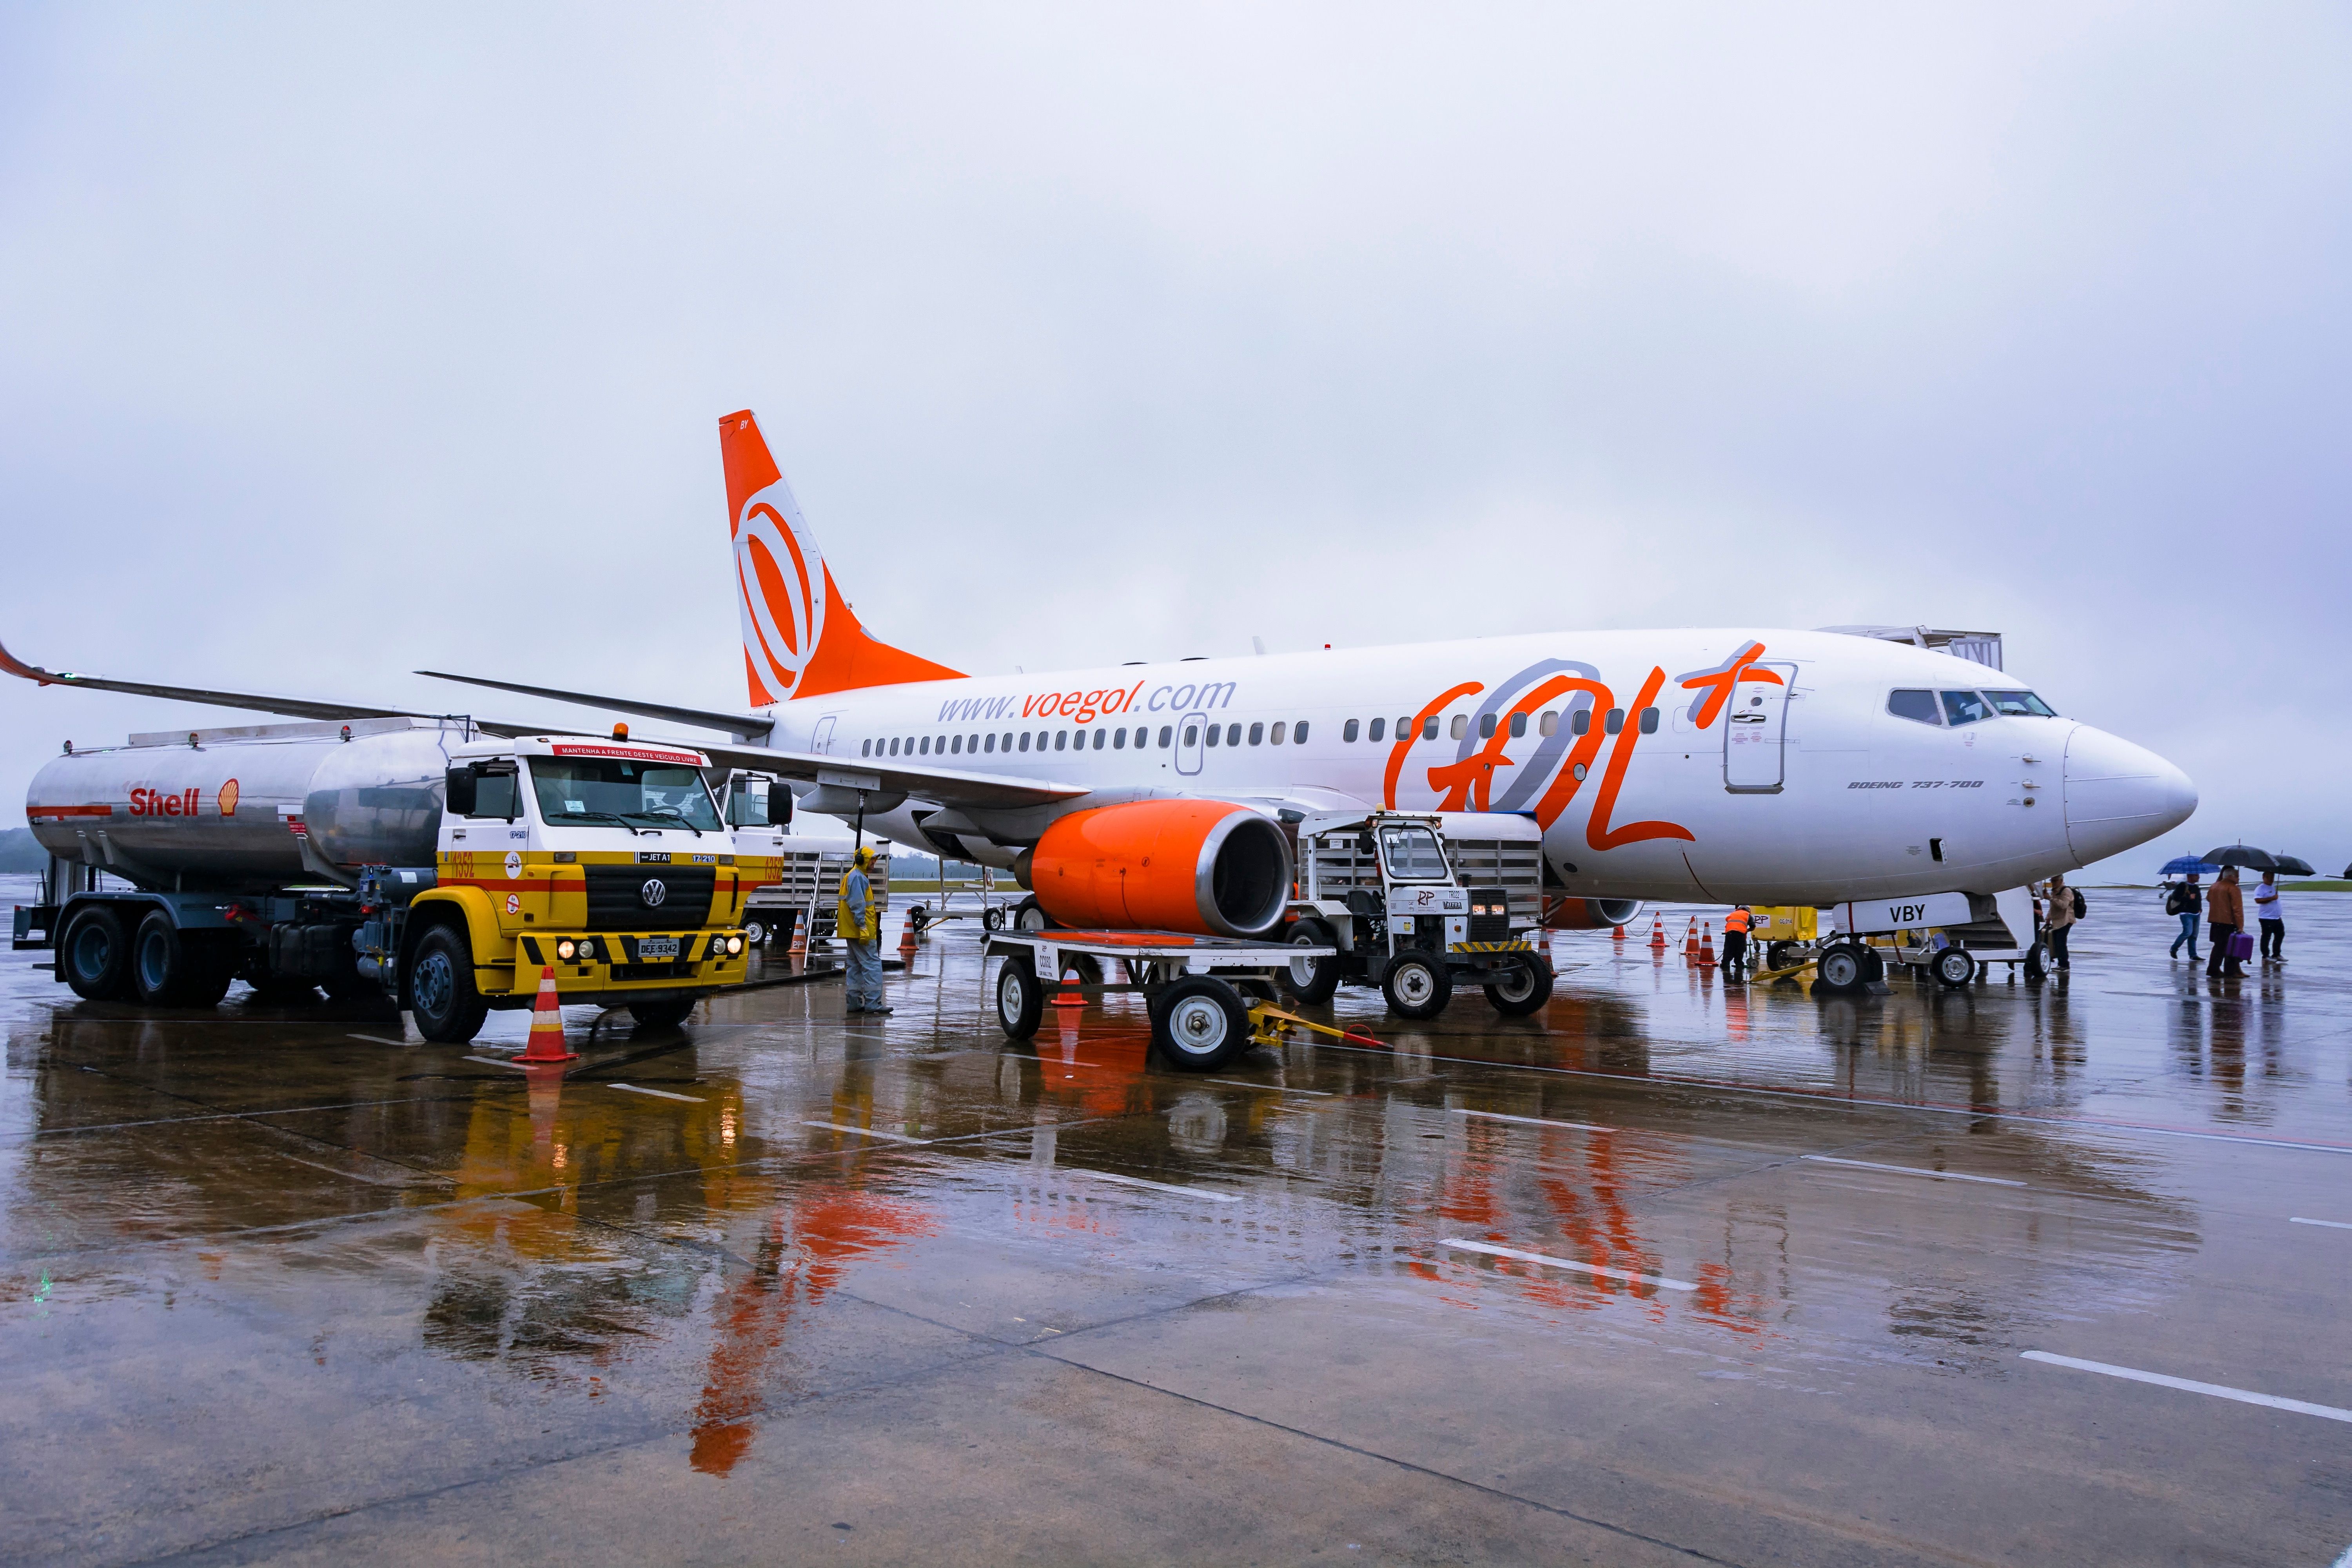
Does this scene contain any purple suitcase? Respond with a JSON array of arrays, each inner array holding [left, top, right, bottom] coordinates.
[[2229, 931, 2256, 960]]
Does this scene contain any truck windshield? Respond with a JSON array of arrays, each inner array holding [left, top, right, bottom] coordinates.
[[1379, 825, 1451, 881], [530, 758, 723, 831]]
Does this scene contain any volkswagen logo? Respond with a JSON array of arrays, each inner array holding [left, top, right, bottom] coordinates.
[[640, 877, 668, 907]]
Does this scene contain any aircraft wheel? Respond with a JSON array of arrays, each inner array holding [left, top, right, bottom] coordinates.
[[61, 905, 134, 1001], [1381, 950, 1453, 1020], [1932, 946, 1977, 989], [1483, 954, 1554, 1016], [1152, 976, 1250, 1071], [1281, 918, 1343, 1004], [996, 956, 1044, 1040]]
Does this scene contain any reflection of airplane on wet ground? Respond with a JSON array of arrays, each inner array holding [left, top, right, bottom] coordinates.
[[3, 410, 2196, 972]]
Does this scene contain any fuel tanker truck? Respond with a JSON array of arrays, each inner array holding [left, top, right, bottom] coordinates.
[[16, 715, 764, 1042]]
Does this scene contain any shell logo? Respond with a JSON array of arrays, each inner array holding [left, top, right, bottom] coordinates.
[[734, 482, 826, 704], [219, 778, 240, 817]]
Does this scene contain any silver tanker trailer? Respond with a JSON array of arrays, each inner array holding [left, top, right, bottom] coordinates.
[[14, 716, 764, 1042]]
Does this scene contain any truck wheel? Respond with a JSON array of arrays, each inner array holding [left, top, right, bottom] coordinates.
[[131, 909, 204, 1005], [744, 919, 767, 948], [1483, 955, 1554, 1016], [61, 905, 132, 1001], [182, 935, 240, 1007], [996, 956, 1044, 1040], [1152, 976, 1250, 1070], [1281, 918, 1343, 1004], [1380, 951, 1452, 1020], [1816, 944, 1867, 995], [629, 998, 695, 1030], [408, 925, 489, 1044], [1932, 946, 1977, 989]]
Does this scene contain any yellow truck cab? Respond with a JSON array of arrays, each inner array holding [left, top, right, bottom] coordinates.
[[396, 733, 762, 1041]]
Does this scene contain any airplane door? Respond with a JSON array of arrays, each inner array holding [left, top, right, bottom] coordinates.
[[1723, 666, 1796, 793], [1175, 713, 1207, 777], [810, 714, 839, 754]]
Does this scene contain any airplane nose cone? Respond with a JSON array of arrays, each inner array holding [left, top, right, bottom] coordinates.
[[2063, 724, 2197, 866]]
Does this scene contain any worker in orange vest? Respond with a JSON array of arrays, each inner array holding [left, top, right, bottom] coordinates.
[[1721, 906, 1753, 981]]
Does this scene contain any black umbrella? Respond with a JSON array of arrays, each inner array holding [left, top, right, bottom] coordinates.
[[2202, 844, 2280, 871], [2273, 855, 2316, 877]]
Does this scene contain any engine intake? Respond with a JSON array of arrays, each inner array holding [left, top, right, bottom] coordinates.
[[1026, 800, 1292, 938], [1543, 896, 1643, 930]]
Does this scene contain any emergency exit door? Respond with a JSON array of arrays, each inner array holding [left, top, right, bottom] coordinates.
[[1175, 713, 1207, 776], [1723, 666, 1796, 792]]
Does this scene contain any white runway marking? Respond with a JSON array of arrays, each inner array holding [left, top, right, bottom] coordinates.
[[462, 1056, 528, 1071], [2290, 1217, 2352, 1230], [1801, 1155, 2025, 1187], [802, 1119, 928, 1144], [1441, 1237, 1696, 1292], [1072, 1169, 1242, 1202], [1452, 1108, 1613, 1133], [1203, 1078, 1334, 1095], [609, 1083, 704, 1103], [2021, 1351, 2352, 1423], [346, 1034, 410, 1047]]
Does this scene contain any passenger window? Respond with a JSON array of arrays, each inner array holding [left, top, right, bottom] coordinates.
[[1368, 717, 1385, 741], [1421, 716, 1438, 740], [1184, 724, 1198, 747], [1887, 690, 1941, 725], [1112, 727, 1125, 749], [1344, 718, 1359, 742], [889, 737, 900, 756], [861, 740, 871, 757], [1092, 729, 1105, 750], [1940, 690, 1991, 726], [1984, 690, 2057, 717], [1005, 733, 1015, 751], [1449, 714, 1468, 740], [1399, 717, 1414, 739], [1206, 724, 1220, 747], [1539, 711, 1557, 737], [1158, 726, 1172, 747], [1053, 730, 1067, 751], [1271, 721, 1286, 744], [1478, 713, 1496, 739], [1249, 722, 1264, 746], [1639, 708, 1659, 734], [983, 734, 995, 753], [1293, 720, 1308, 744], [1510, 711, 1526, 738], [1571, 709, 1590, 736], [950, 735, 961, 755], [1017, 733, 1030, 752]]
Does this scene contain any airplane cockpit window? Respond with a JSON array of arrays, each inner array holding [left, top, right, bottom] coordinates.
[[1984, 690, 2058, 717], [1377, 825, 1450, 881], [1940, 690, 1992, 726], [1887, 690, 1941, 725]]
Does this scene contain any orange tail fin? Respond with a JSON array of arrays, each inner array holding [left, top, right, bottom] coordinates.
[[719, 409, 964, 705]]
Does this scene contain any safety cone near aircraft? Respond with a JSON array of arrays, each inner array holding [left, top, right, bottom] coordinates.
[[519, 967, 579, 1065], [1052, 967, 1087, 1007], [1650, 916, 1667, 951], [899, 916, 920, 961], [1613, 921, 1626, 945], [1699, 923, 1717, 968], [1684, 920, 1700, 961]]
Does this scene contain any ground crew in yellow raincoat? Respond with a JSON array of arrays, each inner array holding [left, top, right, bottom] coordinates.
[[838, 845, 888, 1014]]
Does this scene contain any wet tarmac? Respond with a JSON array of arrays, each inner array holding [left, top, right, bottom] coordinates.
[[5, 874, 2351, 1566]]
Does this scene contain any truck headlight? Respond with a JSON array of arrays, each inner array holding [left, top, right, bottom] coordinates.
[[726, 935, 743, 955], [557, 939, 576, 960], [575, 938, 596, 962]]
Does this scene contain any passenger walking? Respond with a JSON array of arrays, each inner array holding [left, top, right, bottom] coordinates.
[[2205, 866, 2245, 978], [2254, 870, 2286, 964], [2165, 874, 2201, 961], [838, 844, 891, 1015], [2041, 873, 2077, 971], [1721, 906, 1751, 980]]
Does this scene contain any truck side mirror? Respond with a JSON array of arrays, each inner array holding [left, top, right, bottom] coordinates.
[[445, 767, 476, 816]]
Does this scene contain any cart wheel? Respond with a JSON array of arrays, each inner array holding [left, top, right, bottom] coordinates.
[[744, 919, 767, 948], [1013, 897, 1051, 933], [1483, 954, 1553, 1016], [1380, 950, 1452, 1020], [2023, 941, 2047, 984], [1151, 976, 1251, 1070], [983, 906, 1006, 933], [908, 905, 929, 935], [1764, 941, 1793, 972], [1932, 946, 1976, 989], [1281, 917, 1343, 1005], [1815, 944, 1867, 995], [995, 956, 1044, 1040]]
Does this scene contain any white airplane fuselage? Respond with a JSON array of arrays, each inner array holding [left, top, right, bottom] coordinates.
[[757, 627, 2195, 905]]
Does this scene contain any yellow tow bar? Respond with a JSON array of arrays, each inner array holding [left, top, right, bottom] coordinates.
[[1245, 1003, 1388, 1051], [1750, 957, 1818, 985]]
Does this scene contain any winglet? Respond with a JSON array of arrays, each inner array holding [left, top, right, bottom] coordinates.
[[0, 632, 64, 686], [719, 410, 964, 705]]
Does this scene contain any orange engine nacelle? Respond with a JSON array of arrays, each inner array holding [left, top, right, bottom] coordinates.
[[1024, 800, 1294, 938], [1542, 895, 1644, 930]]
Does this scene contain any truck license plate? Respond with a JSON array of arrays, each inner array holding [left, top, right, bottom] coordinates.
[[637, 937, 680, 961]]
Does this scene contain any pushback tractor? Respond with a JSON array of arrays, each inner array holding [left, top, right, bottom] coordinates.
[[16, 717, 764, 1042]]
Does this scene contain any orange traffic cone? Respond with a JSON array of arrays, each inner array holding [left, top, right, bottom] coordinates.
[[1051, 966, 1087, 1007], [787, 914, 808, 958], [1699, 922, 1717, 967], [518, 966, 579, 1064], [1613, 920, 1626, 944], [1649, 915, 1667, 950], [899, 916, 919, 960], [1683, 919, 1699, 961]]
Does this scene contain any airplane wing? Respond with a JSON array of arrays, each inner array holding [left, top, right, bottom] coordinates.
[[0, 633, 545, 738], [686, 740, 1087, 812], [416, 670, 775, 742]]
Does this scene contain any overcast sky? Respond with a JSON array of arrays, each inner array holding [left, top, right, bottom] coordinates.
[[4, 4, 2346, 880]]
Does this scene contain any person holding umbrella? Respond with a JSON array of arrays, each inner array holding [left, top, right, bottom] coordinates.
[[2165, 872, 2202, 961], [2205, 866, 2245, 979]]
